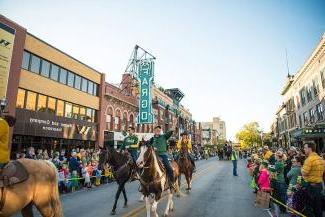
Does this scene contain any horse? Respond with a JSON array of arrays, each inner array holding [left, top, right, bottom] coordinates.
[[98, 145, 135, 215], [177, 145, 194, 192], [136, 145, 180, 217], [1, 158, 63, 217]]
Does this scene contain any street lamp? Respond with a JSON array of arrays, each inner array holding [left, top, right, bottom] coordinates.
[[0, 98, 7, 116]]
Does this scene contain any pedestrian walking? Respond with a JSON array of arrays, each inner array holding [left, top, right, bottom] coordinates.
[[232, 147, 239, 176]]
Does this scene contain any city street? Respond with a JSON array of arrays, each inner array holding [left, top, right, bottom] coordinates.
[[15, 158, 270, 217]]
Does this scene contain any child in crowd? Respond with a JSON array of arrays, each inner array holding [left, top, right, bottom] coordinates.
[[82, 163, 91, 188], [257, 161, 270, 192], [70, 170, 79, 192]]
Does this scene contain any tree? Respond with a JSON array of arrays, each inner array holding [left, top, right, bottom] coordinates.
[[236, 122, 262, 149]]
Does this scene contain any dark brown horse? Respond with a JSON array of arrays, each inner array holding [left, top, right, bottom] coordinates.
[[177, 145, 194, 192], [98, 145, 135, 215], [136, 145, 179, 217]]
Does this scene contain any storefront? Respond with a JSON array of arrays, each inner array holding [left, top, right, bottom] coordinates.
[[292, 127, 325, 152], [11, 109, 97, 153]]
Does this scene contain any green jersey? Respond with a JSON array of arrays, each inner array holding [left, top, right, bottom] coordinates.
[[150, 131, 173, 155], [121, 134, 139, 150]]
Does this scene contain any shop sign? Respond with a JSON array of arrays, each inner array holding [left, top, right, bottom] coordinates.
[[137, 60, 154, 124], [0, 22, 15, 99]]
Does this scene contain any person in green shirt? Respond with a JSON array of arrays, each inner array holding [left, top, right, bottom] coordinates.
[[120, 127, 139, 163], [148, 125, 174, 182], [231, 147, 238, 176]]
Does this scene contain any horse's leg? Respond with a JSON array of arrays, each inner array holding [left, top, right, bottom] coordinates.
[[164, 190, 173, 216], [145, 196, 151, 217], [177, 174, 181, 197], [111, 184, 123, 215], [21, 202, 34, 217], [151, 199, 159, 217], [186, 172, 190, 191], [122, 186, 128, 207], [35, 201, 55, 217]]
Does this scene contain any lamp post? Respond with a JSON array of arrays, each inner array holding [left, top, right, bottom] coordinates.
[[0, 98, 7, 116]]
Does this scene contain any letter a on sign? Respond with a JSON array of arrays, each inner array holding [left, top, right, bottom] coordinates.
[[137, 60, 154, 124]]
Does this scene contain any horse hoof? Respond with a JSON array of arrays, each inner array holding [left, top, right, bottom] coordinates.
[[170, 208, 174, 212], [163, 214, 169, 217], [124, 204, 128, 208], [111, 211, 116, 215], [176, 193, 180, 198]]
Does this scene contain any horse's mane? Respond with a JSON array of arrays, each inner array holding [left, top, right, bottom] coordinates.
[[107, 146, 129, 168]]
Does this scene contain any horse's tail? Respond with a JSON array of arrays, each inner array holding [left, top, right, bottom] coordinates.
[[44, 160, 64, 217]]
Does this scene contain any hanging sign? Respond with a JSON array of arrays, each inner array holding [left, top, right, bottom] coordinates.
[[137, 60, 154, 123], [0, 22, 15, 99]]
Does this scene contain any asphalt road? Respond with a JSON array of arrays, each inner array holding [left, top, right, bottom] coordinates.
[[15, 158, 271, 217]]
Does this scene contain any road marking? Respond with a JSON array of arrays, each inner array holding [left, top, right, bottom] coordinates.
[[121, 161, 218, 217]]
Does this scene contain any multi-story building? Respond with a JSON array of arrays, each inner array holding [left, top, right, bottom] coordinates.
[[201, 117, 227, 145], [274, 33, 325, 151], [1, 15, 105, 153]]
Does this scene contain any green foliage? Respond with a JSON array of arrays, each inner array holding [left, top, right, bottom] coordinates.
[[236, 122, 262, 149]]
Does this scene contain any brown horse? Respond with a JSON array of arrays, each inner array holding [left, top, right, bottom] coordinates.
[[136, 145, 179, 217], [98, 145, 135, 215], [177, 145, 194, 192], [1, 158, 63, 217]]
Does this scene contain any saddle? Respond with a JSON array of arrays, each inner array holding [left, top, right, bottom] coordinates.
[[0, 161, 29, 187]]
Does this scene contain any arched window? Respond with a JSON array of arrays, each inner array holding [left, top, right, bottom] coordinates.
[[123, 111, 128, 131], [115, 109, 121, 131], [129, 113, 134, 128], [106, 106, 114, 131]]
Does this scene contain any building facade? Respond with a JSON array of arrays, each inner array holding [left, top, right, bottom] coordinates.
[[201, 117, 227, 145], [1, 15, 105, 153], [274, 33, 325, 151]]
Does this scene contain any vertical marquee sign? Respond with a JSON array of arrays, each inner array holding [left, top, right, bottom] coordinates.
[[137, 60, 154, 124], [0, 22, 15, 99]]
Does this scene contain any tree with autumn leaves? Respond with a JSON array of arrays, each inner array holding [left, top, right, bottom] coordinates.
[[236, 122, 263, 149]]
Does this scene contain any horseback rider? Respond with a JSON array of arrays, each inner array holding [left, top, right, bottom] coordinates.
[[176, 131, 196, 172], [120, 126, 139, 180], [148, 125, 175, 184], [0, 105, 16, 170], [120, 126, 139, 163]]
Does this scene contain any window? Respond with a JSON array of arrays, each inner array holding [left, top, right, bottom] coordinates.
[[59, 68, 67, 84], [316, 103, 324, 121], [74, 75, 81, 90], [303, 112, 309, 125], [22, 51, 30, 70], [92, 110, 96, 122], [86, 108, 92, 122], [320, 68, 325, 89], [47, 97, 56, 114], [81, 78, 88, 92], [56, 100, 64, 117], [79, 107, 86, 120], [30, 55, 41, 74], [299, 115, 302, 127], [37, 94, 47, 112], [40, 60, 50, 77], [67, 71, 75, 87], [300, 88, 306, 106], [313, 78, 320, 96], [72, 105, 79, 119], [309, 108, 315, 123], [306, 86, 313, 102], [88, 81, 94, 94], [25, 91, 37, 111], [16, 89, 25, 108], [50, 64, 59, 81], [65, 103, 72, 118], [93, 83, 98, 96]]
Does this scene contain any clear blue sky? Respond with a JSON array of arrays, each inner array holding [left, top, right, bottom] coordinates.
[[1, 0, 325, 139]]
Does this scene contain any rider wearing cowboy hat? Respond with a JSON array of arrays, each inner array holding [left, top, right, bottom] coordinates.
[[176, 131, 196, 172]]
